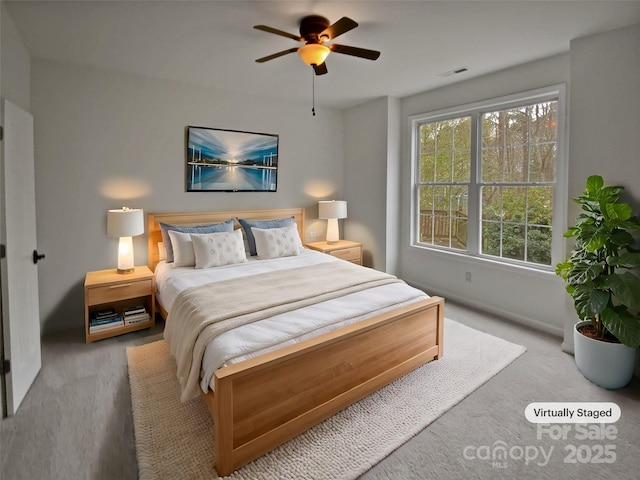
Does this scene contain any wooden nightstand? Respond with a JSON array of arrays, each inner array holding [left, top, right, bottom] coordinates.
[[305, 240, 363, 265], [84, 266, 155, 343]]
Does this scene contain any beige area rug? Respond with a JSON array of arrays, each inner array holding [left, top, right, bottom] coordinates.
[[127, 318, 526, 480]]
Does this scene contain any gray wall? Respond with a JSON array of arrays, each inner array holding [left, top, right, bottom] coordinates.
[[343, 96, 401, 273], [1, 1, 30, 112], [31, 60, 345, 333], [565, 23, 640, 351]]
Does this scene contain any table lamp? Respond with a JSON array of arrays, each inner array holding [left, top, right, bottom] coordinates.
[[107, 207, 144, 274], [318, 200, 347, 244]]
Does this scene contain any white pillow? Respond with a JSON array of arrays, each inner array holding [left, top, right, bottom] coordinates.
[[191, 229, 247, 269], [251, 224, 303, 259], [167, 230, 196, 267]]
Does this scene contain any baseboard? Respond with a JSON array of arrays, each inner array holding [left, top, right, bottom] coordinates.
[[407, 280, 564, 338]]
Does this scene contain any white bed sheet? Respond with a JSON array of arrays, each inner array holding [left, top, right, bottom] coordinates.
[[156, 249, 429, 393]]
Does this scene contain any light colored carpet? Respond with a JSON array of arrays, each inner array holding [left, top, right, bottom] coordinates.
[[126, 318, 526, 480]]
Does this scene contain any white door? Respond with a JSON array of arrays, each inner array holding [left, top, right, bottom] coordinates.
[[1, 99, 42, 415]]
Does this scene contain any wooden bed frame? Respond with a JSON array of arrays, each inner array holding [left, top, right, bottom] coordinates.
[[147, 208, 445, 476]]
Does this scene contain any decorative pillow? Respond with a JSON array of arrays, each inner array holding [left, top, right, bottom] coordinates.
[[168, 230, 196, 267], [160, 219, 234, 263], [251, 224, 303, 259], [192, 229, 247, 269], [238, 216, 295, 256], [158, 242, 167, 261]]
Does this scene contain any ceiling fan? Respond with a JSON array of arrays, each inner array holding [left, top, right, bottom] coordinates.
[[254, 15, 380, 75]]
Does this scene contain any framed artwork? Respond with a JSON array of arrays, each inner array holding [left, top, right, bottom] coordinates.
[[186, 126, 278, 192]]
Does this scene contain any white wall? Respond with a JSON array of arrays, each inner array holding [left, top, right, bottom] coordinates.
[[397, 54, 571, 337], [31, 59, 344, 333]]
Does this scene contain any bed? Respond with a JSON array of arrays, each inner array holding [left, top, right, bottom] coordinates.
[[147, 208, 445, 476]]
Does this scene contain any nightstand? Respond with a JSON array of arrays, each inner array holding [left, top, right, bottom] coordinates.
[[84, 266, 155, 343], [305, 240, 363, 265]]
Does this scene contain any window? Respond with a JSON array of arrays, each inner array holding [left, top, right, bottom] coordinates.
[[411, 86, 565, 269]]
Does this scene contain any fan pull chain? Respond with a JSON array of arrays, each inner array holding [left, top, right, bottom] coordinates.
[[311, 68, 316, 116]]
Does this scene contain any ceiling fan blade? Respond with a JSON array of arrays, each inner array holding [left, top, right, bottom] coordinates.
[[253, 25, 302, 42], [321, 17, 358, 40], [330, 43, 381, 61], [255, 47, 299, 63], [313, 62, 328, 75]]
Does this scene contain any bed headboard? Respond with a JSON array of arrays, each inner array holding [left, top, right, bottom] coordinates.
[[147, 208, 305, 271]]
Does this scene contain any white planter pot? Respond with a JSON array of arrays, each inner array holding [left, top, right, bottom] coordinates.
[[573, 321, 637, 389]]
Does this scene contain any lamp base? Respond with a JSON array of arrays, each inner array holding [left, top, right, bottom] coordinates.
[[116, 267, 135, 274], [326, 240, 339, 245]]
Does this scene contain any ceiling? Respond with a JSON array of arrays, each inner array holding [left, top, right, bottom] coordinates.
[[5, 1, 640, 110]]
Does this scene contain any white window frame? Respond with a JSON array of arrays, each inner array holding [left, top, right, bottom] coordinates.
[[409, 85, 567, 271]]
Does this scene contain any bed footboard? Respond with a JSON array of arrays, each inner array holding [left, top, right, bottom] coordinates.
[[202, 296, 444, 476]]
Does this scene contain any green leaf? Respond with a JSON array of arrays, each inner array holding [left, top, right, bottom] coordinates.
[[586, 175, 604, 195], [608, 252, 640, 269], [555, 261, 572, 280], [585, 230, 607, 252], [601, 307, 640, 348], [587, 289, 610, 316], [567, 262, 604, 285], [610, 230, 634, 247], [603, 202, 632, 222], [607, 272, 640, 309]]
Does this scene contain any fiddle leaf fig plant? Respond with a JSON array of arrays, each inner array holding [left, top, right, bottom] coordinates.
[[556, 175, 640, 348]]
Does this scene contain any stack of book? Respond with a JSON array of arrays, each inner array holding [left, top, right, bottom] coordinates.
[[123, 305, 150, 326], [89, 309, 124, 334]]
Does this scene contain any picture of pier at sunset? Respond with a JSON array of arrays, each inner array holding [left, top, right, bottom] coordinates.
[[186, 126, 278, 192]]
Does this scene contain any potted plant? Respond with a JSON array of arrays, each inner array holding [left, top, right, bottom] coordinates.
[[556, 175, 640, 389]]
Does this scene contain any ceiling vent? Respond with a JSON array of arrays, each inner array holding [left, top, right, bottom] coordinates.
[[437, 66, 468, 77]]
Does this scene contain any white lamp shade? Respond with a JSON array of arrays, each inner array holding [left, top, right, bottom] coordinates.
[[318, 200, 347, 220], [107, 208, 144, 238]]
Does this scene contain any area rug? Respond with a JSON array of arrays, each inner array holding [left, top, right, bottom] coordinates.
[[127, 318, 526, 480]]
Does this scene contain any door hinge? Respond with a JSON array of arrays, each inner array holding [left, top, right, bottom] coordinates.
[[0, 126, 3, 141], [0, 244, 5, 259], [0, 359, 9, 375]]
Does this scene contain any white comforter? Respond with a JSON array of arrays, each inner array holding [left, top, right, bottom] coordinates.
[[156, 249, 428, 393]]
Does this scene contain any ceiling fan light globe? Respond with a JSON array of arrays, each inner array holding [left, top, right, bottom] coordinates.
[[298, 44, 330, 66]]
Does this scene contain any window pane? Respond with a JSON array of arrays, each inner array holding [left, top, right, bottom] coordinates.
[[435, 152, 452, 182], [527, 226, 552, 265], [453, 117, 471, 150], [529, 143, 556, 182], [501, 186, 526, 222], [527, 186, 553, 226], [420, 153, 435, 183], [418, 214, 434, 244], [418, 186, 434, 212], [481, 147, 503, 182], [482, 221, 501, 257], [436, 122, 452, 151], [503, 146, 527, 183], [482, 112, 501, 149], [501, 224, 525, 261], [482, 186, 501, 221], [418, 186, 434, 244], [420, 123, 436, 153], [453, 151, 470, 182], [504, 107, 528, 146], [529, 102, 557, 145]]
